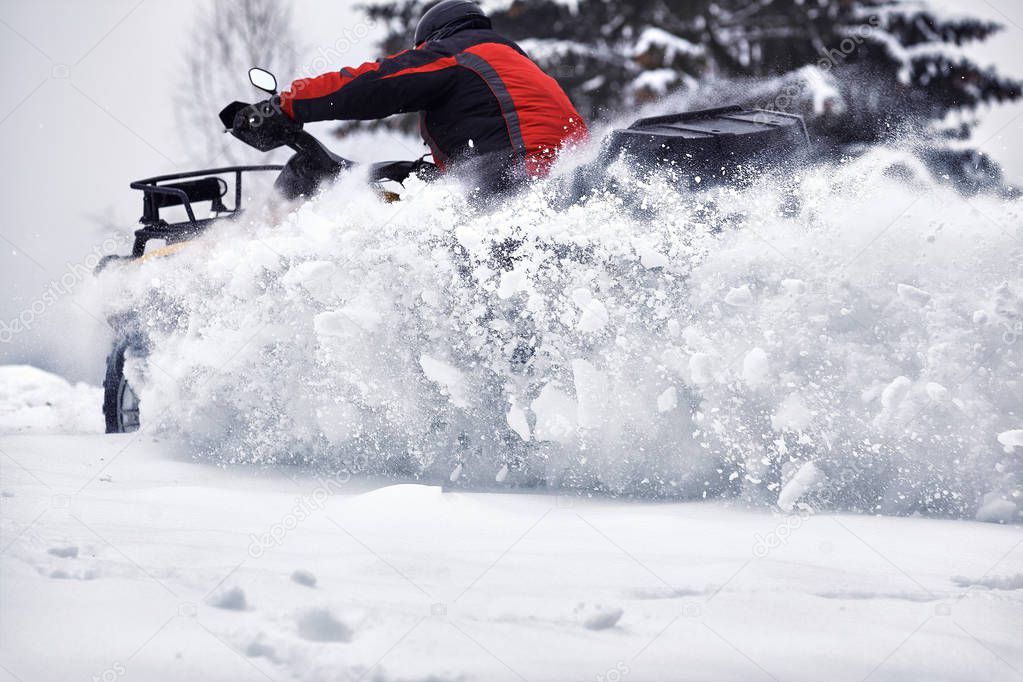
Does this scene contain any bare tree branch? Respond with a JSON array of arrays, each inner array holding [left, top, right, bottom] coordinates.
[[176, 0, 299, 165]]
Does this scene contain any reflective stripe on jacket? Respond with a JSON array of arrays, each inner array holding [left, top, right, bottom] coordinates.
[[281, 29, 588, 179]]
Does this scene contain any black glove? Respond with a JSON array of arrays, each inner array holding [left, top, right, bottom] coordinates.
[[230, 96, 303, 153]]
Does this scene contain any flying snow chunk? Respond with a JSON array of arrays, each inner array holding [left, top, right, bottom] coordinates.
[[778, 461, 825, 512], [578, 300, 610, 332], [897, 283, 932, 307], [742, 348, 770, 388], [315, 400, 361, 446], [657, 387, 678, 413], [419, 355, 470, 408], [926, 382, 950, 403], [531, 384, 578, 444], [771, 394, 813, 432], [283, 260, 338, 304], [314, 303, 383, 338], [781, 279, 807, 296], [976, 492, 1018, 524], [506, 402, 531, 441], [497, 268, 529, 299], [997, 430, 1023, 453], [572, 288, 610, 333], [881, 376, 912, 411], [572, 359, 609, 429], [571, 287, 593, 307], [725, 285, 754, 307], [634, 241, 669, 269], [689, 353, 714, 386], [314, 311, 351, 338], [454, 224, 485, 253], [339, 302, 383, 332], [420, 288, 440, 307]]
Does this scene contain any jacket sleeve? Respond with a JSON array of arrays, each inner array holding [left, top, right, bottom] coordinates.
[[281, 48, 459, 123]]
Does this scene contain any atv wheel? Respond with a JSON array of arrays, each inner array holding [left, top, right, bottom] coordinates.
[[103, 340, 142, 434]]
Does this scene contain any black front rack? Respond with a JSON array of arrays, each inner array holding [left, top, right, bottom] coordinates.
[[129, 165, 283, 257]]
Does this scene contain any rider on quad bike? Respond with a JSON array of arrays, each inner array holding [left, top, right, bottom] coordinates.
[[99, 2, 811, 433], [277, 0, 589, 194]]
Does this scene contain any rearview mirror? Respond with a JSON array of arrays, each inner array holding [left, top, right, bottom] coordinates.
[[249, 68, 278, 95]]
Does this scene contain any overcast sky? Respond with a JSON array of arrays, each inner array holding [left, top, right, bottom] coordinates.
[[0, 0, 1020, 382], [0, 0, 383, 381]]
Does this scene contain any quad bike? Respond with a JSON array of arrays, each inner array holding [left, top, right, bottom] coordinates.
[[99, 67, 809, 434]]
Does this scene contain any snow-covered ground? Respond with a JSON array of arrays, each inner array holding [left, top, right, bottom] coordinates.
[[4, 91, 1022, 682], [3, 2, 1023, 678], [2, 367, 1022, 681], [0, 365, 103, 435]]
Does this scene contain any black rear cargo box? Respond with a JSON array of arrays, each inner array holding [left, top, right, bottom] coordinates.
[[605, 106, 809, 185]]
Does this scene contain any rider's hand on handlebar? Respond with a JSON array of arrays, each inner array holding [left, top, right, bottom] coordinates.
[[231, 96, 304, 152]]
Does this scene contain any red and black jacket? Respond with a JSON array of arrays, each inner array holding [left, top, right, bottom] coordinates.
[[281, 29, 588, 182]]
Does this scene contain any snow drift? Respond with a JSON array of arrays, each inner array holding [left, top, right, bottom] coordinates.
[[90, 146, 1023, 520], [0, 366, 102, 435]]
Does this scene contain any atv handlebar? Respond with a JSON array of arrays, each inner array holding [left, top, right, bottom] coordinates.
[[219, 85, 439, 200], [109, 69, 440, 264]]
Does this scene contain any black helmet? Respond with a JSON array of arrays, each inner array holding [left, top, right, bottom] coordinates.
[[414, 0, 490, 46]]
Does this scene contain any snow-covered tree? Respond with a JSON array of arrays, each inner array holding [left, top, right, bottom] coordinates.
[[177, 0, 299, 165], [364, 0, 1020, 192]]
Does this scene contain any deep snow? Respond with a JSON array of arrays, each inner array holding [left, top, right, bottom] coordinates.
[[2, 368, 1023, 681], [86, 146, 1023, 521], [5, 80, 1023, 682], [0, 365, 103, 435]]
